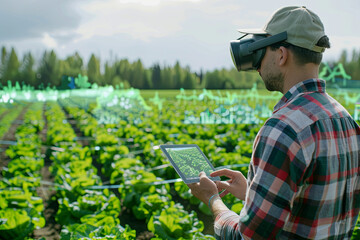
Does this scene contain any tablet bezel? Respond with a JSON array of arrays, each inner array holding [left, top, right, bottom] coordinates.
[[159, 144, 220, 184]]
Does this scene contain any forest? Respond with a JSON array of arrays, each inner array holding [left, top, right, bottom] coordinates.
[[0, 46, 360, 90]]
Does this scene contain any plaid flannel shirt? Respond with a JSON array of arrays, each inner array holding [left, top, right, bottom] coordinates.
[[214, 79, 360, 239]]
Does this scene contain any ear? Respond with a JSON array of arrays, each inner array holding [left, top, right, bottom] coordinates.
[[278, 46, 288, 66]]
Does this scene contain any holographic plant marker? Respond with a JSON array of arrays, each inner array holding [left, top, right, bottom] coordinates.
[[75, 74, 91, 89], [149, 92, 164, 110], [200, 108, 214, 124], [319, 63, 351, 86]]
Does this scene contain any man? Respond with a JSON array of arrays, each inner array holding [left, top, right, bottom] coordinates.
[[188, 6, 360, 239]]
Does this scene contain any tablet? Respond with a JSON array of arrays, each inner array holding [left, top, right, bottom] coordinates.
[[159, 144, 220, 184]]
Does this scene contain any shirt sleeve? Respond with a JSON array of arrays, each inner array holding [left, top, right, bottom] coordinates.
[[214, 118, 307, 239], [214, 210, 244, 240]]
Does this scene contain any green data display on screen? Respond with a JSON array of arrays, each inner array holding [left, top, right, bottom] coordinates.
[[160, 144, 220, 183]]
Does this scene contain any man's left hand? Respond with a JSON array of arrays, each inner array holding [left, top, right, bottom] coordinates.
[[187, 171, 219, 205]]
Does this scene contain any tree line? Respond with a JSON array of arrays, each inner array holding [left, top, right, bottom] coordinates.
[[0, 46, 359, 90], [336, 49, 360, 81]]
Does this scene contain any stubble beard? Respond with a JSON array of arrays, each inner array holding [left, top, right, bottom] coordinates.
[[258, 52, 284, 93], [262, 68, 284, 93]]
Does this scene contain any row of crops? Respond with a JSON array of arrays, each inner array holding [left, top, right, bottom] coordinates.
[[0, 91, 359, 239], [1, 103, 45, 239]]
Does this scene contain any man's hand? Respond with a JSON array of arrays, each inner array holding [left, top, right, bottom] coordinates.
[[210, 169, 247, 201], [187, 172, 230, 218], [187, 171, 219, 205]]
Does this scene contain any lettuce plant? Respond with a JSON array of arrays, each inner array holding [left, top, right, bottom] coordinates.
[[60, 223, 136, 240], [148, 203, 204, 240]]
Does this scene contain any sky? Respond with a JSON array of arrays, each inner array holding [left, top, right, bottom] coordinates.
[[1, 0, 359, 72]]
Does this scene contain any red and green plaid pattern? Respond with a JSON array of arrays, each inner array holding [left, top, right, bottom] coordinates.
[[214, 79, 360, 239]]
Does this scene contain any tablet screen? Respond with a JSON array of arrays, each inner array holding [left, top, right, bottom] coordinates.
[[160, 144, 220, 183]]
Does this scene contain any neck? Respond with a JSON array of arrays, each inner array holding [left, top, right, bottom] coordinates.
[[282, 63, 319, 94]]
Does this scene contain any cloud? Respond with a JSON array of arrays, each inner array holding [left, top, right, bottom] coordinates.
[[75, 0, 194, 41], [68, 0, 248, 70], [42, 33, 57, 48], [1, 0, 359, 71], [0, 0, 81, 42], [73, 0, 249, 48], [75, 0, 251, 41], [117, 0, 202, 6]]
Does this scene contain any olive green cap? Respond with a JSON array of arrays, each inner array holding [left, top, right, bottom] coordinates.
[[238, 6, 326, 53]]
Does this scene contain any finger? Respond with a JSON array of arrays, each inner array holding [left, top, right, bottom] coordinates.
[[199, 172, 209, 183], [216, 180, 231, 190], [211, 169, 238, 178], [187, 182, 199, 188], [200, 172, 215, 183], [219, 189, 229, 198], [199, 171, 206, 178], [215, 183, 223, 191]]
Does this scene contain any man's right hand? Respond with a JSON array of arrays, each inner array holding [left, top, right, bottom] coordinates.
[[210, 169, 247, 201]]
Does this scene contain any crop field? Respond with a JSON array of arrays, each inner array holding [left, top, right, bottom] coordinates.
[[0, 88, 359, 240]]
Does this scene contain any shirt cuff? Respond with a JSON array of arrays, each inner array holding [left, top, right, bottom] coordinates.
[[214, 210, 241, 237]]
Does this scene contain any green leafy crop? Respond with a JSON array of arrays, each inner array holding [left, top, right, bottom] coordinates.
[[148, 203, 204, 240]]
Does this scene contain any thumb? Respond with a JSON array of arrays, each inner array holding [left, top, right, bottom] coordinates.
[[199, 171, 206, 177]]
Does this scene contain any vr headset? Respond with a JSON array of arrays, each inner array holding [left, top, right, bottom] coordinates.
[[230, 31, 288, 71]]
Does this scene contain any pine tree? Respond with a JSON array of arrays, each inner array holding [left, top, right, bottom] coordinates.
[[0, 47, 7, 81], [161, 66, 173, 89], [151, 63, 161, 89], [103, 61, 114, 86], [117, 59, 131, 82], [204, 70, 222, 89], [173, 61, 183, 89], [183, 67, 195, 89], [87, 54, 102, 85], [142, 70, 151, 89], [131, 59, 145, 88], [2, 47, 20, 85], [65, 52, 84, 76], [38, 50, 60, 88], [1, 47, 6, 66], [20, 52, 36, 87]]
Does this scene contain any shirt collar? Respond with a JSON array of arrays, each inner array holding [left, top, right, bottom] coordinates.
[[273, 78, 326, 113]]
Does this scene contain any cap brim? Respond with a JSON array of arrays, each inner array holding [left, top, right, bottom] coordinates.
[[237, 28, 267, 35]]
